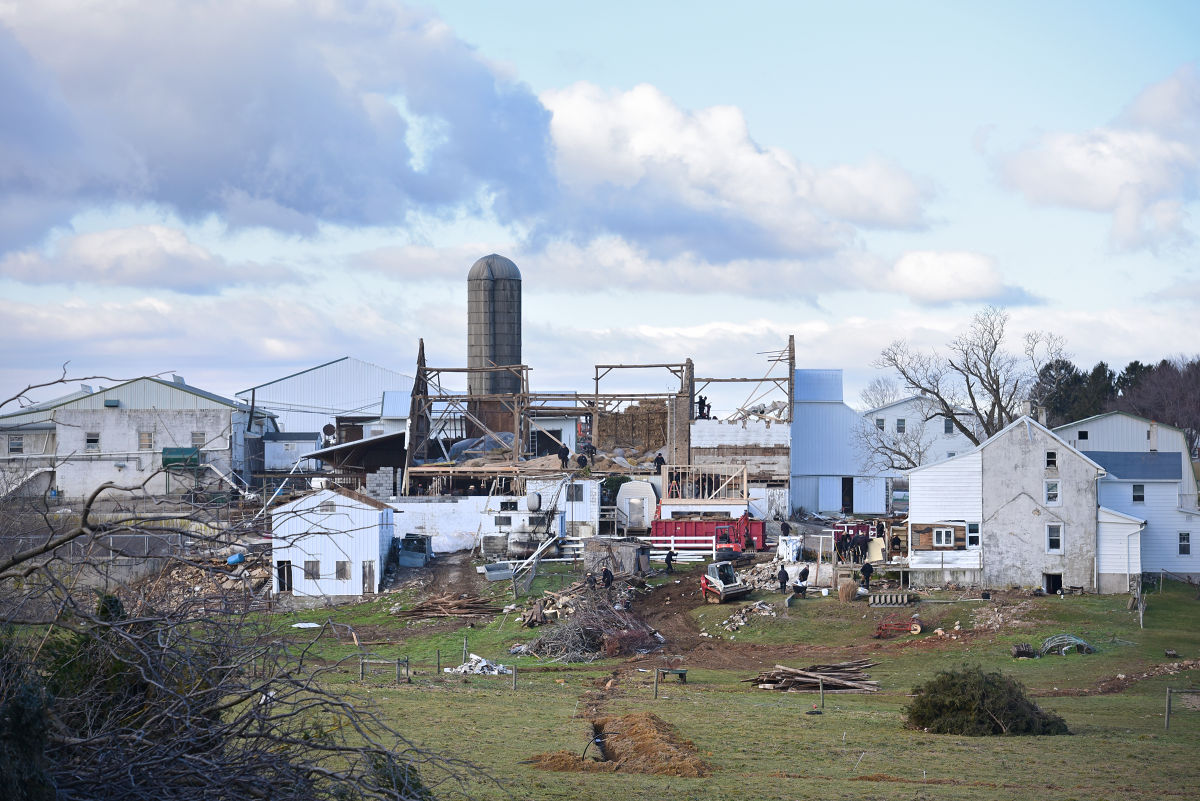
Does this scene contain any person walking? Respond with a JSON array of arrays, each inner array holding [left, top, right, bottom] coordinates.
[[859, 561, 874, 591], [653, 453, 666, 472], [777, 565, 790, 593], [558, 444, 570, 469], [664, 549, 676, 574]]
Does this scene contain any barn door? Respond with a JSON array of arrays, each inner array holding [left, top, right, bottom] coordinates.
[[362, 560, 376, 595]]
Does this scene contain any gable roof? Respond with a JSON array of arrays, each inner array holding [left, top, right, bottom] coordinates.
[[909, 415, 1105, 475], [0, 376, 272, 421], [1053, 410, 1185, 434], [274, 485, 394, 514], [1085, 451, 1183, 480], [862, 394, 971, 417]]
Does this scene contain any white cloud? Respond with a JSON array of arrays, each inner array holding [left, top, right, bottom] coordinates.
[[0, 225, 289, 293], [886, 250, 1036, 306], [999, 65, 1200, 251], [541, 82, 929, 260]]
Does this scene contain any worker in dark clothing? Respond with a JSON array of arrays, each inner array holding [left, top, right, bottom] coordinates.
[[777, 565, 790, 593], [794, 565, 810, 598], [585, 572, 597, 591], [601, 567, 614, 588], [558, 444, 570, 469], [664, 549, 676, 574], [860, 561, 874, 591], [577, 453, 588, 468], [890, 533, 902, 556], [780, 521, 791, 538], [653, 453, 666, 472]]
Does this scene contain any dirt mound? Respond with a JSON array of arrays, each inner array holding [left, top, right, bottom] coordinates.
[[529, 712, 711, 777]]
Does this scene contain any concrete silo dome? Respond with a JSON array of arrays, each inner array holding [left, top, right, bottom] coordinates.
[[467, 254, 522, 282]]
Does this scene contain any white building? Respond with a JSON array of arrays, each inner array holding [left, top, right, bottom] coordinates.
[[236, 357, 415, 435], [907, 416, 1140, 593], [862, 395, 975, 465], [790, 369, 886, 515], [0, 377, 275, 500], [271, 486, 394, 603], [1054, 412, 1198, 580]]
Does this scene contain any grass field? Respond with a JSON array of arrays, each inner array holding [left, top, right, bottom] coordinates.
[[280, 573, 1200, 800]]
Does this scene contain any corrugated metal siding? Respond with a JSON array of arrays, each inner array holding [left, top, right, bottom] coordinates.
[[818, 476, 842, 512], [793, 369, 843, 402], [237, 358, 415, 433], [910, 550, 982, 569], [909, 452, 982, 522], [852, 477, 886, 514], [271, 490, 385, 597], [1056, 414, 1188, 454], [791, 401, 864, 476]]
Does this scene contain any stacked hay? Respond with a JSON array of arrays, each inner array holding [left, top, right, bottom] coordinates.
[[837, 580, 860, 603], [529, 712, 710, 776]]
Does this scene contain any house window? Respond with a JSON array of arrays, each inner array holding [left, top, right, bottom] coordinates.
[[1132, 484, 1145, 503], [946, 452, 956, 459], [944, 417, 954, 435], [499, 500, 518, 512], [8, 435, 24, 455], [319, 500, 336, 514], [1077, 430, 1088, 440], [1045, 450, 1057, 469], [875, 417, 885, 430], [567, 484, 584, 502], [494, 516, 512, 526], [1046, 523, 1063, 554], [86, 433, 100, 452], [529, 514, 551, 529], [896, 418, 906, 434], [303, 560, 320, 580], [966, 522, 981, 549], [191, 431, 205, 449], [933, 528, 955, 547], [335, 561, 351, 580], [1180, 532, 1191, 556], [1044, 480, 1060, 506], [138, 431, 154, 451], [369, 428, 384, 437]]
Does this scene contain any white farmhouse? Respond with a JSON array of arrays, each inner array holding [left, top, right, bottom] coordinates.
[[907, 416, 1142, 593], [270, 486, 395, 604], [862, 395, 975, 465]]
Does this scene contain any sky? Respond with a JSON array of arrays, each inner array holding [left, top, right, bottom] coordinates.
[[1, 0, 1198, 417]]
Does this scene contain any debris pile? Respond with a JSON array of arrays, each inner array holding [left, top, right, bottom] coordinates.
[[444, 653, 511, 675], [746, 660, 879, 693], [390, 594, 502, 619], [126, 552, 272, 614], [526, 595, 660, 662], [905, 664, 1069, 736], [719, 601, 777, 632], [529, 712, 711, 777]]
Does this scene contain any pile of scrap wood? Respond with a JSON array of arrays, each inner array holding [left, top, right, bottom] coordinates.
[[390, 594, 502, 619], [745, 660, 879, 693], [526, 594, 660, 662]]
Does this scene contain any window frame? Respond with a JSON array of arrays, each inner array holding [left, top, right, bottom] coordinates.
[[1044, 479, 1061, 506], [1077, 430, 1088, 441], [318, 500, 336, 514], [494, 515, 512, 526], [1180, 532, 1191, 556], [567, 484, 584, 502], [875, 417, 885, 431], [1045, 450, 1057, 469], [335, 561, 351, 581], [303, 560, 320, 580], [1132, 484, 1145, 503], [966, 522, 981, 549], [933, 527, 955, 547], [1046, 523, 1064, 554], [895, 418, 906, 434], [85, 432, 100, 452], [138, 430, 154, 451], [944, 417, 954, 435], [8, 434, 24, 455], [191, 431, 206, 449]]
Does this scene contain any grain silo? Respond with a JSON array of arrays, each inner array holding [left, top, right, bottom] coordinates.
[[467, 254, 522, 395]]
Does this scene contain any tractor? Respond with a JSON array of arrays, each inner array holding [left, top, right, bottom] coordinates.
[[700, 561, 752, 603]]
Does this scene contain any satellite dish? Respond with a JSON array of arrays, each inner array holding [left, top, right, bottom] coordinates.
[[322, 424, 336, 436]]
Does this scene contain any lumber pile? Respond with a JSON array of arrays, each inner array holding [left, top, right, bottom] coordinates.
[[744, 659, 879, 693], [390, 593, 502, 619]]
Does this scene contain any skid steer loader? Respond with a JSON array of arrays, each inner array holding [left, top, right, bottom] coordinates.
[[699, 561, 752, 603]]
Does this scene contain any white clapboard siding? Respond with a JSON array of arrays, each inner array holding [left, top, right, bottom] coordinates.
[[909, 451, 982, 523]]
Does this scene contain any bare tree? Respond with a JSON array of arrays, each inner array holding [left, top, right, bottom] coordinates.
[[855, 411, 934, 472], [857, 376, 902, 411], [877, 307, 1064, 446], [0, 383, 477, 800]]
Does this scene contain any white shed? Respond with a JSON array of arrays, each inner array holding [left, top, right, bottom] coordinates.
[[271, 487, 395, 604]]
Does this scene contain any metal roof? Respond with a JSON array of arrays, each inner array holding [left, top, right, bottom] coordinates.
[[1054, 410, 1184, 434], [467, 253, 521, 281], [264, 432, 322, 441], [381, 391, 409, 418], [303, 431, 406, 461], [1084, 451, 1183, 480]]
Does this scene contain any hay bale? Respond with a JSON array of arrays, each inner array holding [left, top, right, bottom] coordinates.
[[837, 580, 860, 603]]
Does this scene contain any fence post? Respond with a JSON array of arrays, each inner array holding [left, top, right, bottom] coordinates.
[[406, 657, 410, 684], [462, 636, 468, 664], [512, 664, 517, 691], [359, 656, 365, 681], [820, 677, 825, 709], [654, 668, 659, 700], [436, 649, 440, 675], [1165, 688, 1172, 730], [395, 659, 402, 685]]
